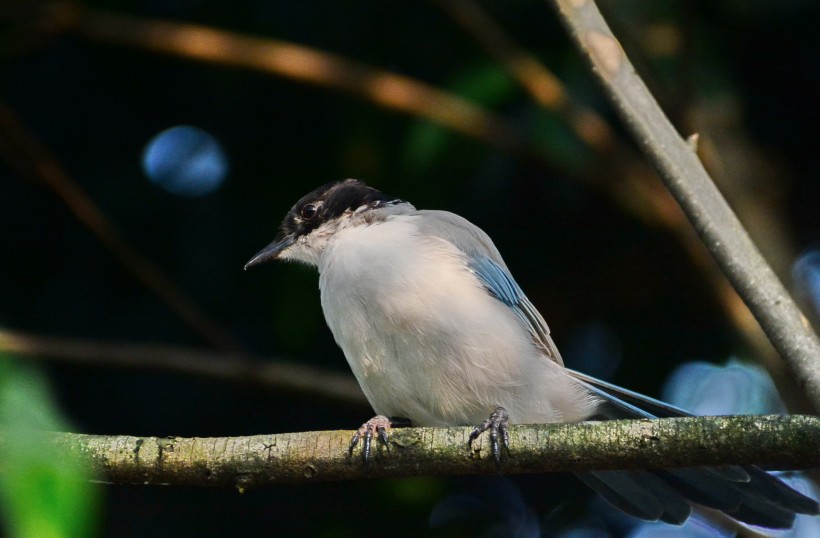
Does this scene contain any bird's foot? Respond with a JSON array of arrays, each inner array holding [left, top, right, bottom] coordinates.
[[349, 415, 410, 465], [468, 407, 510, 464]]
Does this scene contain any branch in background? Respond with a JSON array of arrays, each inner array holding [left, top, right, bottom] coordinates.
[[76, 10, 537, 162], [0, 328, 367, 406], [0, 101, 242, 353], [7, 3, 538, 159], [548, 0, 820, 411], [433, 0, 797, 398], [588, 5, 806, 387], [36, 415, 820, 487]]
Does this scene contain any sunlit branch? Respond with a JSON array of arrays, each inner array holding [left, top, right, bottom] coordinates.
[[548, 0, 820, 411]]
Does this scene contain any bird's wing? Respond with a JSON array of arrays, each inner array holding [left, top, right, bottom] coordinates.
[[414, 210, 563, 365]]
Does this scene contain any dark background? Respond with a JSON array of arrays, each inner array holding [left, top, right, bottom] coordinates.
[[1, 0, 818, 536]]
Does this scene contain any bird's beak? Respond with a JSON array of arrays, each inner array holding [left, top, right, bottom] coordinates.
[[244, 234, 296, 270]]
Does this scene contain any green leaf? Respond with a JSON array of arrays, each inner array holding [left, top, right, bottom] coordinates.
[[0, 358, 100, 538]]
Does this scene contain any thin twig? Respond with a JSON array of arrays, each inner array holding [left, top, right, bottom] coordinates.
[[0, 101, 242, 353], [37, 415, 820, 487], [548, 0, 820, 410], [0, 328, 367, 405]]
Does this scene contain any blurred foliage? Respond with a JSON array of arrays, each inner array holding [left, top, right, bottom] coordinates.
[[402, 63, 518, 176], [0, 0, 817, 536], [0, 358, 100, 538]]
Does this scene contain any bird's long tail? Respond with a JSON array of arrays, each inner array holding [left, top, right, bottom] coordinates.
[[568, 369, 819, 528]]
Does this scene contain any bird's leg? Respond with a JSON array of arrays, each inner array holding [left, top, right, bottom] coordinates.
[[349, 415, 411, 465], [468, 407, 510, 464]]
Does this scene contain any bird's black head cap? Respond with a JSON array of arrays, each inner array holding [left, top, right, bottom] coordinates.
[[245, 179, 399, 269], [280, 179, 397, 238]]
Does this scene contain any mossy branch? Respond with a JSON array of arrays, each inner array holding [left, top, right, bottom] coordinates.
[[27, 416, 820, 488]]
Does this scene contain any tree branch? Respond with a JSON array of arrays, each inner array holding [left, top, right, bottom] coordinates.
[[32, 416, 820, 488], [0, 328, 367, 406], [548, 0, 820, 411], [431, 1, 806, 400]]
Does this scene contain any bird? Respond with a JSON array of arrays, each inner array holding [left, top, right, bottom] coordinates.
[[245, 178, 818, 529]]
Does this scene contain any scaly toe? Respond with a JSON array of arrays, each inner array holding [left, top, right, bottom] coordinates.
[[468, 407, 510, 464], [349, 415, 393, 465]]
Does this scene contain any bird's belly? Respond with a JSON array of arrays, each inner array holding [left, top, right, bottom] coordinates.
[[320, 267, 524, 423]]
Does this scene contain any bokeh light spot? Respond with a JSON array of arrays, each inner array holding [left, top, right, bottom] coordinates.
[[142, 125, 228, 196], [661, 359, 785, 415]]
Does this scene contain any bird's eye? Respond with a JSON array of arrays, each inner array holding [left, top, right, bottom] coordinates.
[[300, 204, 318, 220]]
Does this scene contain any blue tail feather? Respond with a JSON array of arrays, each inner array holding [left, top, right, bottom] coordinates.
[[567, 370, 819, 528]]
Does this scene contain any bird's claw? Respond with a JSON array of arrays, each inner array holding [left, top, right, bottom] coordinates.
[[468, 407, 510, 464], [349, 415, 392, 465]]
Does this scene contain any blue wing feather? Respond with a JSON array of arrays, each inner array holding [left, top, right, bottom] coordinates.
[[468, 256, 562, 363]]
